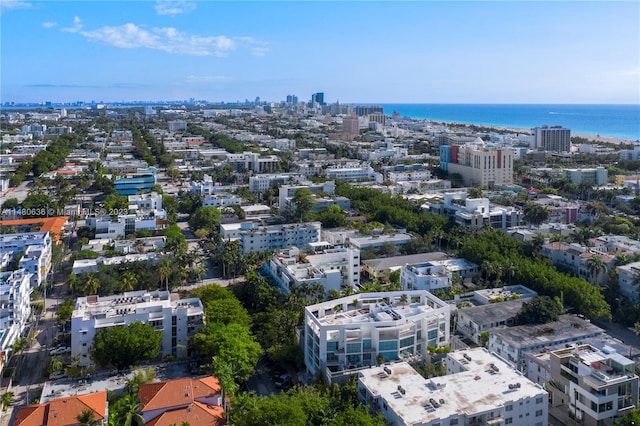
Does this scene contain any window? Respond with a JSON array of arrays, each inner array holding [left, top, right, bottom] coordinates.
[[450, 420, 458, 426], [535, 410, 543, 416], [536, 397, 544, 404], [505, 419, 512, 424], [505, 405, 513, 412]]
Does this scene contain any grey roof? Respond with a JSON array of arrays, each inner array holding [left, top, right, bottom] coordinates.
[[491, 315, 604, 350], [362, 252, 449, 272], [459, 299, 525, 325]]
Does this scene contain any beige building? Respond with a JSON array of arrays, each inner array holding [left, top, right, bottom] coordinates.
[[446, 143, 514, 188]]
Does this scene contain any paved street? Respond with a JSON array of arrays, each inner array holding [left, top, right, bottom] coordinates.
[[0, 287, 61, 426]]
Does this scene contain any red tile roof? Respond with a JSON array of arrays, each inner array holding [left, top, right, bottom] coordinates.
[[144, 401, 225, 426], [139, 376, 222, 412], [0, 216, 69, 243], [14, 391, 107, 426]]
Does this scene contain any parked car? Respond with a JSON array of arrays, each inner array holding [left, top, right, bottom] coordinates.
[[274, 373, 292, 389], [49, 345, 70, 356], [49, 371, 67, 380]]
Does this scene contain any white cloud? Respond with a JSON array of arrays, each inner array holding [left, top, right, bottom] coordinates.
[[42, 21, 58, 29], [154, 1, 196, 16], [62, 16, 83, 33], [0, 0, 32, 11], [185, 75, 231, 83], [78, 23, 264, 57]]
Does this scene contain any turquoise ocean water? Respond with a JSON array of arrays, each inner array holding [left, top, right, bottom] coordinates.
[[375, 104, 640, 142]]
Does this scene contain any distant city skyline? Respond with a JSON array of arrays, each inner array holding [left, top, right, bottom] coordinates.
[[2, 1, 639, 105]]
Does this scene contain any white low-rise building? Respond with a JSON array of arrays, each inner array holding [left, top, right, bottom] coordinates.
[[358, 348, 548, 426], [238, 221, 321, 255], [489, 315, 605, 372], [203, 193, 242, 208], [265, 244, 360, 294], [304, 291, 450, 379], [0, 231, 52, 287], [0, 270, 32, 353], [401, 258, 479, 292], [617, 261, 640, 303], [71, 290, 204, 367], [547, 344, 638, 426]]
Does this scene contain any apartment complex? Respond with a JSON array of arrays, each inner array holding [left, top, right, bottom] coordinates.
[[71, 290, 204, 366], [616, 261, 640, 303], [0, 270, 32, 353], [489, 315, 605, 371], [440, 141, 514, 188], [238, 221, 321, 255], [547, 344, 638, 425], [304, 291, 450, 378], [265, 245, 360, 294], [424, 192, 522, 230], [358, 348, 548, 426], [0, 231, 52, 287], [531, 125, 571, 152], [400, 257, 479, 292]]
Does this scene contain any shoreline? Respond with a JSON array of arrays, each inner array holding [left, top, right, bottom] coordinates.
[[424, 121, 638, 146]]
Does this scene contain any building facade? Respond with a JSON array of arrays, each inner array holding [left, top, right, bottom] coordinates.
[[547, 344, 638, 426], [238, 221, 321, 255], [304, 291, 450, 378], [71, 290, 204, 366], [531, 125, 571, 152]]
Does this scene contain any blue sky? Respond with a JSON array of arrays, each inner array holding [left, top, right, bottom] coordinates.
[[2, 1, 639, 104]]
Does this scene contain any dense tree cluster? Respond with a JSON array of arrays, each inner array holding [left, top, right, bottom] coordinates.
[[459, 229, 610, 319], [91, 321, 161, 370], [230, 381, 385, 426], [515, 296, 563, 325]]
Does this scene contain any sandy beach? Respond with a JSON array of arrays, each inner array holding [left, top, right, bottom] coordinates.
[[444, 122, 638, 146]]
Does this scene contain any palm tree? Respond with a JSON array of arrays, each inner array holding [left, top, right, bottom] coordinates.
[[157, 257, 172, 291], [76, 408, 99, 426], [82, 272, 100, 296], [399, 293, 409, 306], [119, 271, 138, 293], [121, 394, 144, 426], [585, 255, 607, 283], [48, 356, 64, 374], [0, 392, 13, 411]]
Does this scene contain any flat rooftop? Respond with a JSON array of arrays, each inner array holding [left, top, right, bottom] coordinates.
[[491, 315, 604, 349], [359, 352, 545, 425], [458, 299, 525, 324], [362, 252, 449, 272], [307, 291, 448, 327]]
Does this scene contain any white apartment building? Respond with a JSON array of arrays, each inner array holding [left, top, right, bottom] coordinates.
[[617, 261, 640, 303], [401, 257, 479, 292], [203, 193, 242, 208], [304, 291, 450, 378], [71, 290, 204, 367], [324, 165, 383, 183], [531, 125, 571, 152], [248, 173, 302, 193], [0, 270, 32, 353], [0, 232, 52, 287], [489, 315, 605, 372], [547, 344, 638, 426], [71, 253, 160, 275], [225, 152, 279, 173], [265, 245, 360, 294], [455, 299, 526, 345], [425, 192, 523, 230], [358, 348, 548, 426], [562, 167, 607, 186], [239, 221, 321, 255]]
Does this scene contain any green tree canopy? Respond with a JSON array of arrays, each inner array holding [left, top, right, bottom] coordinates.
[[291, 188, 316, 221], [192, 322, 261, 382], [515, 296, 563, 325], [189, 206, 221, 234], [91, 321, 161, 370]]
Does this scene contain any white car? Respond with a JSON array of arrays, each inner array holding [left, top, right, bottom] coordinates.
[[49, 371, 67, 380], [49, 346, 70, 356]]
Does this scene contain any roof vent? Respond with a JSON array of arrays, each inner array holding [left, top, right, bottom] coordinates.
[[383, 366, 392, 375]]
